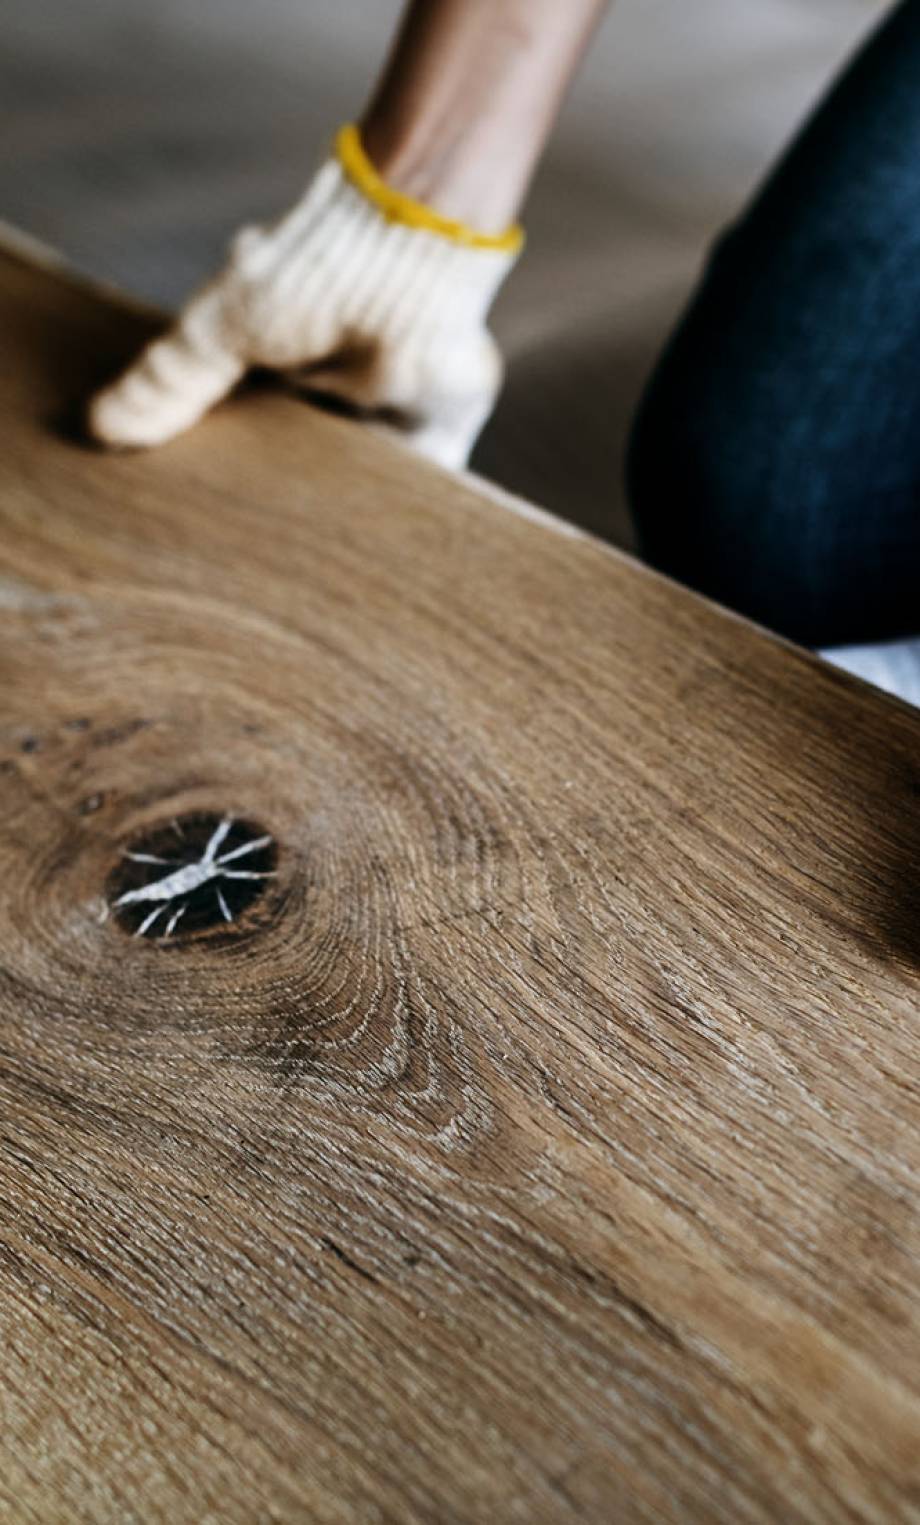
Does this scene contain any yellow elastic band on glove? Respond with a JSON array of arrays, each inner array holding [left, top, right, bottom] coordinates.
[[335, 124, 525, 255]]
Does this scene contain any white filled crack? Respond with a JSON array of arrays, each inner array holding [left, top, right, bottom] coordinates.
[[113, 815, 275, 938]]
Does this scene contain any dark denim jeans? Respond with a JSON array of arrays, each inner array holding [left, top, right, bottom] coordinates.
[[626, 0, 920, 648]]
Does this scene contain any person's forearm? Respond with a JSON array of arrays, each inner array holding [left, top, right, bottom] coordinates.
[[361, 0, 609, 234]]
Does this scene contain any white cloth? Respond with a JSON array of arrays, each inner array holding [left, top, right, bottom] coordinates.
[[822, 640, 920, 709]]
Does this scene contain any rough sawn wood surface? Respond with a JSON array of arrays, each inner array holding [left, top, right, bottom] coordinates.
[[1, 246, 920, 1523]]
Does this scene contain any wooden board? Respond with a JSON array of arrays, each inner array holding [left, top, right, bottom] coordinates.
[[1, 243, 920, 1524]]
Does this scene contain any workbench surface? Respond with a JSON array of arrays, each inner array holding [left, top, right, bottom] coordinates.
[[1, 247, 919, 1523]]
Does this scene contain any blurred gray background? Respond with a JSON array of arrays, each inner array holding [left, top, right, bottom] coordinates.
[[0, 0, 888, 542]]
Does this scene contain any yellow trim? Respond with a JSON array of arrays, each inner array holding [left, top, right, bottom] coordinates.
[[335, 124, 524, 255]]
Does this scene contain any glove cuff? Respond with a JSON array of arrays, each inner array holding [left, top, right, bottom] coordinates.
[[334, 123, 525, 256], [236, 130, 520, 342]]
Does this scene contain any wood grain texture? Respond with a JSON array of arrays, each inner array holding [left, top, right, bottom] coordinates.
[[1, 244, 920, 1524]]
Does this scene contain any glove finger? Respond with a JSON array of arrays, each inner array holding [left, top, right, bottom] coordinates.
[[88, 285, 246, 448], [402, 404, 489, 471], [298, 341, 498, 471], [403, 350, 503, 471]]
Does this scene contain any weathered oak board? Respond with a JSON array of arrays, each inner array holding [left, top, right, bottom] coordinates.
[[1, 243, 920, 1523]]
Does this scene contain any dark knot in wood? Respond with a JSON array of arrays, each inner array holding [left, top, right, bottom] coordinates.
[[107, 811, 278, 940]]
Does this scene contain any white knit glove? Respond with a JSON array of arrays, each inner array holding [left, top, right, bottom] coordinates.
[[89, 125, 523, 470]]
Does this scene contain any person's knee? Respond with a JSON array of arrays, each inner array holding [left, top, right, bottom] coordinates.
[[625, 363, 823, 644], [626, 361, 752, 593]]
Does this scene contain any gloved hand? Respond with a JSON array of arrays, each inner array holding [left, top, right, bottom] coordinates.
[[88, 125, 523, 470]]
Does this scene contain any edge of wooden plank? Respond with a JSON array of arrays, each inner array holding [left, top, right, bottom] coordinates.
[[2, 218, 917, 732]]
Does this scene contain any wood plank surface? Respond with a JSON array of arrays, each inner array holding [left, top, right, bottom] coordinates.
[[1, 244, 920, 1524]]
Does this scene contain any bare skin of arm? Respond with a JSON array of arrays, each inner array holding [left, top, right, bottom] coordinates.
[[362, 0, 611, 233]]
